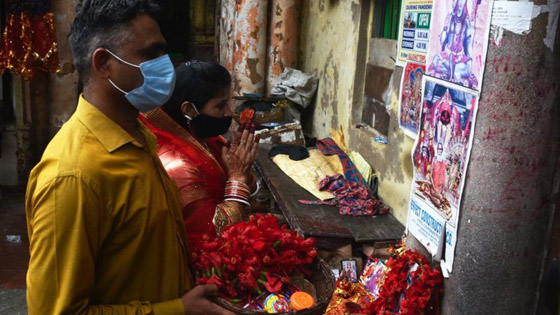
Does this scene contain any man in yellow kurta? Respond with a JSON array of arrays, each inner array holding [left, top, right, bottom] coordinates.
[[25, 1, 233, 314]]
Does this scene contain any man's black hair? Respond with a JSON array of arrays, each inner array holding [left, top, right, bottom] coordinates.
[[162, 61, 232, 128], [69, 0, 162, 84]]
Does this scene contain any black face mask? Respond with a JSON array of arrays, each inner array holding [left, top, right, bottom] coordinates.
[[190, 114, 232, 139]]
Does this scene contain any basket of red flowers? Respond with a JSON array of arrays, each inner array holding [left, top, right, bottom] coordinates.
[[192, 213, 335, 314]]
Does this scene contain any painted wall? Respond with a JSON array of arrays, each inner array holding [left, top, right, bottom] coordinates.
[[299, 0, 412, 224], [298, 0, 362, 138]]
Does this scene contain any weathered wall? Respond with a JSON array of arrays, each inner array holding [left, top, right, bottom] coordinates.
[[349, 36, 413, 225], [298, 0, 362, 138], [348, 66, 414, 225], [267, 0, 302, 95]]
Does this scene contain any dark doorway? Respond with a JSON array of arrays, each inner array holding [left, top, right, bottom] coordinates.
[[159, 0, 217, 65]]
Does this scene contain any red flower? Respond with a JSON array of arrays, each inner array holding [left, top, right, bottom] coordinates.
[[240, 109, 255, 125], [264, 272, 283, 293], [191, 213, 317, 300], [238, 272, 258, 290]]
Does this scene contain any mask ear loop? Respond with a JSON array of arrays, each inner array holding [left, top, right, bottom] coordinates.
[[191, 103, 200, 114], [105, 49, 141, 68], [108, 78, 128, 95], [184, 103, 200, 121], [106, 49, 141, 95]]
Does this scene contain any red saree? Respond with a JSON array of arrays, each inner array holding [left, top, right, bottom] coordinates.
[[140, 109, 227, 248]]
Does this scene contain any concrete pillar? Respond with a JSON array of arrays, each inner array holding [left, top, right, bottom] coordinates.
[[231, 0, 268, 95], [411, 8, 560, 315], [266, 0, 302, 95]]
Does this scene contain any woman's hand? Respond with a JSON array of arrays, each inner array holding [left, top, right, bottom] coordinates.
[[221, 123, 259, 183]]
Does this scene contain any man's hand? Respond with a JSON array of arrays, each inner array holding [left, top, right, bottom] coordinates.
[[181, 285, 235, 315]]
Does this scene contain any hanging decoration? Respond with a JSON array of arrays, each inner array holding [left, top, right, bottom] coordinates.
[[0, 12, 34, 80], [0, 0, 60, 80], [31, 12, 59, 74]]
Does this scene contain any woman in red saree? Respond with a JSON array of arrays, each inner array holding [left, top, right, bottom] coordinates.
[[140, 61, 259, 249]]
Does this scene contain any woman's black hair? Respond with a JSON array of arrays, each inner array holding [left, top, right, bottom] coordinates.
[[162, 61, 232, 127]]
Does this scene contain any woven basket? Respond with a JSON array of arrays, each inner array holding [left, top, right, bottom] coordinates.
[[214, 259, 335, 314]]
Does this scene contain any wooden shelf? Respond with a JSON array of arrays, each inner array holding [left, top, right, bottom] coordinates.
[[254, 144, 405, 248]]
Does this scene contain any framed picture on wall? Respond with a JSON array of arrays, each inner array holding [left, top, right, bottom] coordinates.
[[340, 259, 358, 283]]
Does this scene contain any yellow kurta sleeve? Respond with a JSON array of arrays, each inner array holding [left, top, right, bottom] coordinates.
[[26, 174, 185, 315]]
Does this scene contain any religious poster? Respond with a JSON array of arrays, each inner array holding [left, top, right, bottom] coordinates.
[[396, 0, 434, 66], [398, 62, 426, 138], [406, 76, 478, 273], [425, 0, 494, 91]]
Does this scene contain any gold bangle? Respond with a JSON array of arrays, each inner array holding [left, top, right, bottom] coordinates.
[[222, 202, 243, 224], [212, 204, 230, 235]]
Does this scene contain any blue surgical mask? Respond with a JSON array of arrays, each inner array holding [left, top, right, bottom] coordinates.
[[106, 49, 176, 112]]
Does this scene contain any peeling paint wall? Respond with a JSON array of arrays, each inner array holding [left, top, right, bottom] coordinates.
[[298, 0, 362, 138], [232, 0, 268, 95], [267, 0, 302, 95]]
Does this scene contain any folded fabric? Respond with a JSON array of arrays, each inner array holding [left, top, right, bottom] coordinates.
[[348, 151, 373, 185], [269, 144, 309, 161], [316, 138, 367, 185], [272, 149, 344, 200], [299, 174, 389, 216]]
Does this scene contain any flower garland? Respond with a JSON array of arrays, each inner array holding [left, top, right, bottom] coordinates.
[[364, 250, 442, 315], [192, 213, 318, 300]]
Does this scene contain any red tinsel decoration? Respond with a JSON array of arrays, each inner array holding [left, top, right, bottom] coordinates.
[[0, 11, 60, 80], [31, 12, 60, 74], [0, 12, 34, 80]]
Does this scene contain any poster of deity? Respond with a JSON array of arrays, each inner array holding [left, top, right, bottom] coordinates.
[[398, 62, 426, 138], [407, 76, 478, 273], [426, 0, 494, 91]]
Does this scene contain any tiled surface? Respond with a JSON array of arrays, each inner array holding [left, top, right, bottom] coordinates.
[[0, 192, 28, 290], [0, 290, 27, 315]]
